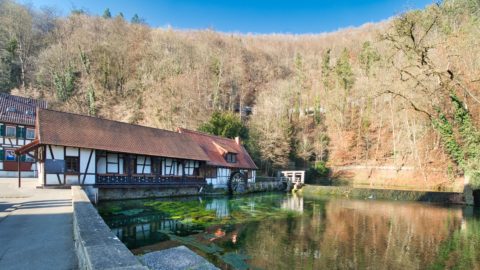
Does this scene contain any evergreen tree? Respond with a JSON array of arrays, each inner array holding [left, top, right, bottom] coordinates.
[[54, 65, 76, 102], [359, 41, 380, 76], [198, 111, 248, 140], [102, 8, 111, 19], [131, 14, 144, 24], [335, 48, 355, 93], [87, 86, 96, 116], [321, 49, 332, 91]]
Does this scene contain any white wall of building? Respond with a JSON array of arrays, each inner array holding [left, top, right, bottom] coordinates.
[[44, 145, 96, 185]]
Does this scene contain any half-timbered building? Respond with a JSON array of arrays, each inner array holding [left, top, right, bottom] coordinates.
[[16, 109, 210, 188], [0, 93, 47, 177], [17, 109, 257, 194]]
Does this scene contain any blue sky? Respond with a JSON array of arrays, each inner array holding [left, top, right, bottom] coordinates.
[[22, 0, 434, 34]]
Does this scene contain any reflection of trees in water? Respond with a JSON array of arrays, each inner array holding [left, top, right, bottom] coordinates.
[[281, 194, 304, 212], [242, 200, 465, 270], [99, 195, 477, 270]]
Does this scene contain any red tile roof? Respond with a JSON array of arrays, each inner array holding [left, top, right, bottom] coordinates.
[[0, 93, 47, 126], [34, 109, 210, 161], [177, 128, 257, 170]]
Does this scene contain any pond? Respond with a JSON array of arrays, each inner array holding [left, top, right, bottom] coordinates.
[[97, 193, 480, 270]]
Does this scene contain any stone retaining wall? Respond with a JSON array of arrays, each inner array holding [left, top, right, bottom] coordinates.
[[247, 181, 285, 192], [302, 185, 465, 204], [98, 186, 200, 200], [72, 186, 148, 270]]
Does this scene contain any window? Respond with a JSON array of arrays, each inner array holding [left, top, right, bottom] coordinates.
[[184, 161, 199, 176], [152, 158, 162, 175], [65, 156, 79, 173], [124, 155, 137, 174], [226, 153, 237, 163], [26, 128, 35, 139], [163, 158, 177, 175], [107, 153, 119, 173], [17, 126, 25, 139], [5, 126, 16, 137], [5, 149, 16, 161]]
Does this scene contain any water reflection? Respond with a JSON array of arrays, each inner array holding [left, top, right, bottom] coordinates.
[[97, 194, 480, 270]]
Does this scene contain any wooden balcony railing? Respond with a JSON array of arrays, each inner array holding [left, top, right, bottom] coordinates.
[[96, 174, 206, 186]]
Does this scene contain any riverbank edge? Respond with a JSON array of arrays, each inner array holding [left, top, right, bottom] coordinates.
[[72, 186, 149, 270], [302, 185, 465, 204]]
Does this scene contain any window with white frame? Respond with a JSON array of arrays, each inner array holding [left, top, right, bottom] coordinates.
[[26, 128, 35, 139], [5, 126, 15, 137]]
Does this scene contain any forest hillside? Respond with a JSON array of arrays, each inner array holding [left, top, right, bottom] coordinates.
[[1, 0, 479, 190]]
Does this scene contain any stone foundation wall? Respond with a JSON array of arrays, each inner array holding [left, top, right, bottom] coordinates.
[[98, 186, 201, 200], [247, 181, 285, 192], [302, 185, 465, 204]]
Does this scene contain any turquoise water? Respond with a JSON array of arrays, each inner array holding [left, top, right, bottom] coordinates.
[[97, 193, 480, 269]]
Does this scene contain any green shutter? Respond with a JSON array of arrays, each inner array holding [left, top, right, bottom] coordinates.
[[16, 127, 21, 138], [20, 154, 26, 162], [0, 149, 4, 161], [0, 125, 4, 136], [22, 128, 27, 139]]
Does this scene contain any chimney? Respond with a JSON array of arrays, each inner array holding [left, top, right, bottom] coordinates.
[[235, 136, 240, 145]]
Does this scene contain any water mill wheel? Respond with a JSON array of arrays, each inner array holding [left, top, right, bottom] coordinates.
[[228, 171, 247, 194]]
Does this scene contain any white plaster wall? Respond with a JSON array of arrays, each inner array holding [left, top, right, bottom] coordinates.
[[80, 149, 95, 174], [38, 162, 44, 186], [66, 147, 79, 156], [137, 156, 151, 174], [80, 149, 96, 184], [46, 174, 60, 185], [83, 175, 95, 184], [47, 145, 64, 160], [66, 175, 79, 185]]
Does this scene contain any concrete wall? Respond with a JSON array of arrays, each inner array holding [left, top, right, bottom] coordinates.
[[72, 186, 147, 270]]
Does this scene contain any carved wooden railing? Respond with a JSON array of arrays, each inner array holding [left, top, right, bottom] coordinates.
[[96, 174, 206, 186]]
